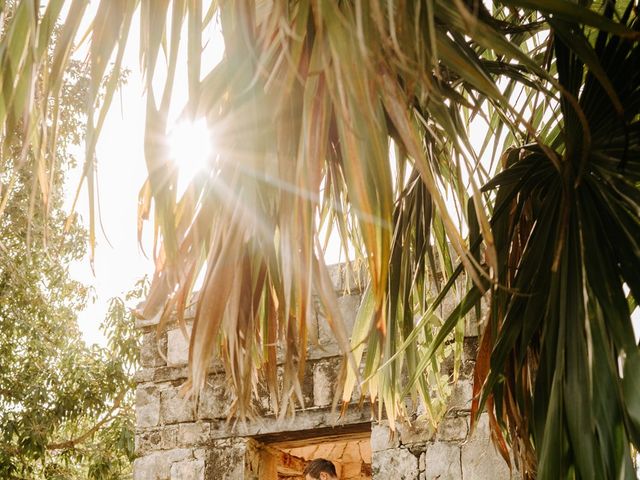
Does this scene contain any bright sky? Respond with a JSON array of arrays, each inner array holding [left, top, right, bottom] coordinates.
[[67, 6, 225, 345]]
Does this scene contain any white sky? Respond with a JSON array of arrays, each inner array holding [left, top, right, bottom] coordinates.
[[67, 11, 148, 345], [67, 6, 225, 345]]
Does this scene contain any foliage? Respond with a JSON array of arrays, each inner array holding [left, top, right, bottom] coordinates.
[[0, 34, 140, 479], [0, 1, 639, 479], [471, 5, 640, 478]]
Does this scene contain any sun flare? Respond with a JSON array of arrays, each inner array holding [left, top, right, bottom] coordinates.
[[168, 118, 212, 192]]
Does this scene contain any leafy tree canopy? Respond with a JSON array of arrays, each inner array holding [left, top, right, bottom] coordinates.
[[0, 45, 140, 480]]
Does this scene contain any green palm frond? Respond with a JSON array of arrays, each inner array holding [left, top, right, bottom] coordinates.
[[474, 4, 640, 478]]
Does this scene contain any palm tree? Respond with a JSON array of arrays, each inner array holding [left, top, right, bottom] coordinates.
[[0, 1, 638, 478]]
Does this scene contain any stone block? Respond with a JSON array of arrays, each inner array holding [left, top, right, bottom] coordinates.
[[153, 365, 190, 383], [397, 418, 434, 446], [462, 336, 479, 364], [316, 294, 361, 356], [161, 385, 195, 424], [136, 385, 160, 428], [178, 422, 210, 447], [134, 368, 155, 383], [424, 442, 462, 479], [448, 379, 473, 411], [252, 376, 272, 414], [276, 360, 315, 409], [141, 331, 167, 368], [435, 415, 468, 442], [135, 315, 161, 329], [133, 449, 192, 480], [133, 453, 166, 480], [205, 439, 247, 479], [167, 326, 192, 366], [302, 360, 315, 407], [313, 359, 340, 407], [461, 413, 511, 480], [171, 458, 205, 480], [327, 262, 367, 292], [370, 423, 400, 452], [462, 336, 479, 379], [307, 307, 320, 346], [208, 404, 370, 440], [162, 425, 179, 449], [372, 446, 419, 479], [136, 428, 162, 455], [198, 375, 232, 419], [464, 295, 488, 337]]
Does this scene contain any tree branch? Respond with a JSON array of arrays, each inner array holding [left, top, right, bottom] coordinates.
[[47, 390, 127, 451]]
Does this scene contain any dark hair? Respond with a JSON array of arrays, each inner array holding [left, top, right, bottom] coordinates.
[[303, 458, 337, 478]]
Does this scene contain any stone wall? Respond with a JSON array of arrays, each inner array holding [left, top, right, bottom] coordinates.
[[134, 264, 514, 479], [370, 340, 514, 480]]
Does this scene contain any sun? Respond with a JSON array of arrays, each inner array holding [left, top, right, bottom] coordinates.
[[168, 118, 212, 192]]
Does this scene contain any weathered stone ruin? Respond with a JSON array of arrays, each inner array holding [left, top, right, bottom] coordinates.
[[134, 264, 514, 479]]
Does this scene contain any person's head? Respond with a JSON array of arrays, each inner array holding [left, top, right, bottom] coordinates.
[[303, 458, 338, 480]]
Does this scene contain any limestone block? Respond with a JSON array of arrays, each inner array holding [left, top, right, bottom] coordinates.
[[462, 336, 479, 364], [462, 336, 479, 379], [135, 314, 161, 329], [370, 424, 400, 452], [205, 439, 247, 479], [193, 448, 208, 460], [165, 448, 194, 462], [178, 422, 210, 447], [435, 415, 468, 442], [208, 404, 370, 440], [327, 262, 367, 292], [136, 385, 160, 428], [372, 447, 419, 479], [141, 331, 167, 368], [198, 376, 232, 419], [133, 449, 192, 480], [167, 326, 192, 366], [162, 425, 179, 449], [328, 263, 345, 291], [317, 295, 361, 355], [307, 307, 320, 347], [448, 378, 473, 411], [251, 376, 272, 414], [461, 413, 511, 480], [279, 360, 315, 408], [136, 428, 162, 455], [134, 368, 155, 383], [439, 285, 461, 320], [171, 458, 205, 480], [464, 311, 481, 337], [153, 365, 190, 383], [161, 385, 195, 424], [423, 442, 462, 479], [313, 359, 339, 407], [133, 453, 166, 480], [397, 418, 434, 446]]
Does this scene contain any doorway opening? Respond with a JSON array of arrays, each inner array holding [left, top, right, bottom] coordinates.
[[253, 423, 372, 479]]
